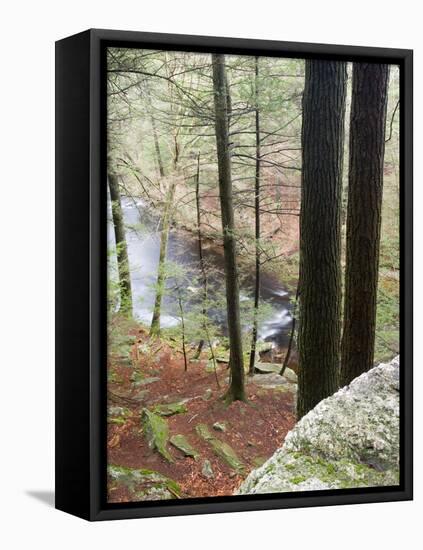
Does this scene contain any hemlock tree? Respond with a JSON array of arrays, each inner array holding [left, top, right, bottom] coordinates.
[[340, 63, 390, 386], [248, 56, 262, 376], [150, 180, 176, 337], [108, 172, 133, 316], [211, 53, 246, 402], [297, 60, 347, 419]]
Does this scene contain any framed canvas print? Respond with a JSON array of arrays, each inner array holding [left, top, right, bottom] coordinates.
[[55, 29, 413, 521]]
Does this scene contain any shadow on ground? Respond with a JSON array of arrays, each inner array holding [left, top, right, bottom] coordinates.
[[26, 490, 55, 508]]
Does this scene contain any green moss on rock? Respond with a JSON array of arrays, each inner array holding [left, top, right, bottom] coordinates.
[[142, 408, 173, 462], [170, 434, 199, 459], [153, 402, 188, 416], [196, 424, 244, 473], [108, 464, 180, 501]]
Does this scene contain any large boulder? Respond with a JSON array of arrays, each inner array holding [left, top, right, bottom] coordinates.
[[237, 356, 400, 494]]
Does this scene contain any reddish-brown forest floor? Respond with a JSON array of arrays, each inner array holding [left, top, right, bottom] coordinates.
[[107, 324, 296, 503]]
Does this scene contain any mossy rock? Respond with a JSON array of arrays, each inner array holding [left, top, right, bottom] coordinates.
[[141, 409, 173, 462], [238, 359, 400, 495], [282, 367, 298, 383], [108, 406, 130, 417], [202, 459, 214, 478], [238, 451, 399, 494], [153, 401, 188, 417], [196, 424, 244, 473], [256, 341, 274, 354], [170, 434, 199, 459], [254, 363, 281, 374], [133, 376, 160, 387], [216, 353, 230, 364], [108, 464, 180, 501], [202, 388, 213, 401], [213, 421, 227, 432]]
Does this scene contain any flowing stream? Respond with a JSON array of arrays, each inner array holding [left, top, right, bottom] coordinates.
[[109, 197, 293, 349]]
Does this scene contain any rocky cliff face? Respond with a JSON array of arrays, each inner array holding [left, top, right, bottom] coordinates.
[[237, 357, 400, 494]]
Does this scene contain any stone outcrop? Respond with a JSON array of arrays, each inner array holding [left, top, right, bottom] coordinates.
[[237, 357, 400, 494]]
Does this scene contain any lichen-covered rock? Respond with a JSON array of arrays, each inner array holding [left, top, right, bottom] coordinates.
[[251, 372, 297, 392], [237, 357, 400, 495], [196, 424, 244, 473], [202, 459, 214, 478], [213, 421, 227, 432], [254, 363, 281, 374], [141, 408, 173, 462], [108, 465, 180, 501], [170, 434, 199, 459], [153, 401, 188, 416]]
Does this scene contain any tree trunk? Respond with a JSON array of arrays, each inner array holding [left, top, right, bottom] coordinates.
[[211, 53, 246, 402], [340, 63, 389, 386], [149, 181, 176, 337], [297, 60, 347, 419], [249, 57, 261, 376], [177, 288, 188, 371], [280, 286, 299, 377], [151, 114, 165, 178], [108, 173, 133, 316], [144, 82, 165, 178], [194, 152, 220, 386]]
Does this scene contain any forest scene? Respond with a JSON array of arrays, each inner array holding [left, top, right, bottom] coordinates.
[[106, 47, 400, 503]]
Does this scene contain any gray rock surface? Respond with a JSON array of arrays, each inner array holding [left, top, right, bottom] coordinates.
[[237, 357, 400, 494]]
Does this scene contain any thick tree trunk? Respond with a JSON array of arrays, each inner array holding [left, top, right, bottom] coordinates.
[[212, 53, 246, 402], [108, 173, 133, 316], [297, 60, 347, 419], [249, 57, 261, 376], [149, 181, 176, 337], [340, 63, 389, 386]]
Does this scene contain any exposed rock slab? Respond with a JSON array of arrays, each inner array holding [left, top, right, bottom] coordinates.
[[142, 408, 173, 462], [237, 357, 400, 494], [196, 424, 244, 473], [153, 401, 188, 416], [170, 434, 199, 459], [108, 465, 180, 501]]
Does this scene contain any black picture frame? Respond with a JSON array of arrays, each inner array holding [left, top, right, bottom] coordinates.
[[55, 28, 413, 521]]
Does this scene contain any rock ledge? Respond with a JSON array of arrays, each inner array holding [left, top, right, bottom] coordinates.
[[237, 356, 400, 494]]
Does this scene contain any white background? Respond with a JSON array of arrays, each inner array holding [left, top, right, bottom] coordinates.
[[0, 1, 420, 548]]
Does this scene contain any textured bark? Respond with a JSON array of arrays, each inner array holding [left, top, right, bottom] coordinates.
[[249, 57, 261, 376], [150, 181, 176, 337], [109, 173, 133, 316], [177, 288, 188, 371], [280, 286, 299, 377], [340, 63, 389, 386], [194, 152, 219, 385], [194, 151, 206, 359], [297, 60, 347, 419], [145, 82, 165, 178], [151, 114, 165, 178], [212, 54, 246, 402]]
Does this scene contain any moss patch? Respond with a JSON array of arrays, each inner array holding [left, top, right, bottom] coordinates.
[[153, 401, 188, 417], [196, 424, 244, 473], [170, 434, 199, 459], [108, 464, 180, 501], [142, 409, 173, 462]]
